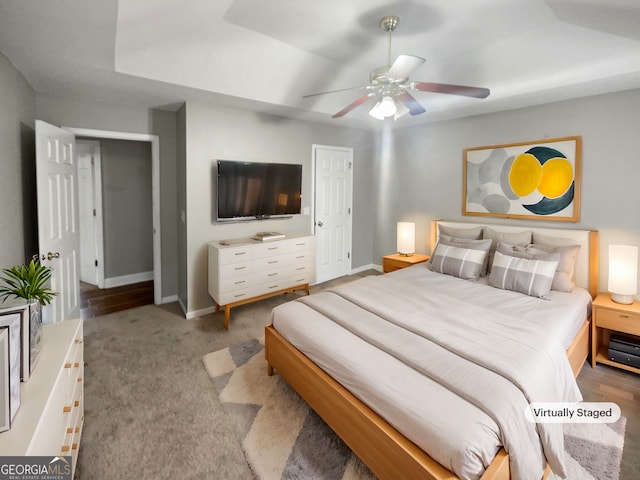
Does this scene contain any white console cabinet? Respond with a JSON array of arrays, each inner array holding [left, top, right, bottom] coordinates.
[[208, 234, 315, 329], [0, 318, 83, 477]]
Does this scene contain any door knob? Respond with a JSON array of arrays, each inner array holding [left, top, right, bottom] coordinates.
[[43, 252, 60, 261], [317, 221, 323, 227]]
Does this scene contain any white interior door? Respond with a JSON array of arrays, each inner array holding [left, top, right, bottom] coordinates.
[[77, 140, 103, 287], [313, 145, 353, 283], [36, 120, 80, 323]]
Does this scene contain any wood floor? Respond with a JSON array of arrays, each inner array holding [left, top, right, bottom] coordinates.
[[80, 280, 154, 319]]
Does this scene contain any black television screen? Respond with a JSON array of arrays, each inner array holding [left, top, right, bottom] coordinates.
[[217, 160, 302, 221]]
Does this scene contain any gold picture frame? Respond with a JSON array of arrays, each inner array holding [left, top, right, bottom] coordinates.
[[463, 136, 581, 222]]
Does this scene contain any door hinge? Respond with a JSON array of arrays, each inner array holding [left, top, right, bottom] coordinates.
[[95, 260, 98, 266], [348, 207, 351, 214], [347, 252, 350, 259], [93, 209, 97, 216]]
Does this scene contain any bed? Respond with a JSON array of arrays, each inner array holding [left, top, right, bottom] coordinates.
[[265, 220, 598, 480]]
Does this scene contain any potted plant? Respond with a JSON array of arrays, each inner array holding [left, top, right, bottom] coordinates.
[[0, 257, 57, 307]]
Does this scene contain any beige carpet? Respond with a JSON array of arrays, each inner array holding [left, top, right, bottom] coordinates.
[[204, 340, 627, 480]]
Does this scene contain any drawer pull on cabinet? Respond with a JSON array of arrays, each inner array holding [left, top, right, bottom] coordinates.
[[61, 445, 70, 453]]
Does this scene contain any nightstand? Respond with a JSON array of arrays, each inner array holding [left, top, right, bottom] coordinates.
[[591, 292, 640, 374], [382, 253, 430, 273]]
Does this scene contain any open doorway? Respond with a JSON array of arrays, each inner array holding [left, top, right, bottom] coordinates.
[[66, 127, 162, 310]]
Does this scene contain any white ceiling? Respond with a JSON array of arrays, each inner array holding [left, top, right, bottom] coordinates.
[[1, 0, 640, 129]]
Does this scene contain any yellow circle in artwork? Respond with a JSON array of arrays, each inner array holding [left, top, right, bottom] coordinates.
[[509, 153, 543, 196], [538, 158, 573, 198]]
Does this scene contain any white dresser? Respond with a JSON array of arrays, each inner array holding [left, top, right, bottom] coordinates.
[[208, 234, 315, 329], [0, 318, 83, 477]]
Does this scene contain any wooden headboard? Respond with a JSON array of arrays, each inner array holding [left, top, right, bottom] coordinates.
[[430, 220, 599, 298]]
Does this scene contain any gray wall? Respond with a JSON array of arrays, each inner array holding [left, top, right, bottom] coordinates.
[[0, 51, 36, 269], [184, 102, 375, 314], [98, 138, 153, 278], [378, 88, 640, 292]]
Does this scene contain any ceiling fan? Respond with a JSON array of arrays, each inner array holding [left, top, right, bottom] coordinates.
[[303, 15, 490, 120]]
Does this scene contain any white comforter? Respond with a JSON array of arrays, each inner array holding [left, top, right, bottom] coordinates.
[[272, 266, 588, 480]]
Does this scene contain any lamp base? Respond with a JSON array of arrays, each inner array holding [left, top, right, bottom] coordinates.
[[611, 292, 634, 304], [398, 252, 414, 257]]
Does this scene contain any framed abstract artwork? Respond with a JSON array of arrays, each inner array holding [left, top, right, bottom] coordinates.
[[463, 136, 581, 222]]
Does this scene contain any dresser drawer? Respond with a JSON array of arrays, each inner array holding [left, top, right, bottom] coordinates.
[[253, 241, 290, 259], [253, 279, 292, 297], [252, 267, 289, 284], [218, 246, 252, 264], [290, 236, 315, 252], [220, 261, 252, 278], [253, 255, 290, 272], [596, 308, 640, 336], [218, 287, 252, 305], [289, 250, 314, 264]]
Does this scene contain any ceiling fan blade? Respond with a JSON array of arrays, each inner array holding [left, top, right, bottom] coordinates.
[[411, 81, 490, 98], [332, 93, 377, 118], [387, 55, 425, 81], [395, 91, 426, 116], [303, 85, 374, 99]]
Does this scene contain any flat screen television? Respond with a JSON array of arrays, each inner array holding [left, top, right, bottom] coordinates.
[[216, 160, 302, 221]]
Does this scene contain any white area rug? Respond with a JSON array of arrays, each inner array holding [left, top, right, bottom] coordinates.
[[203, 340, 626, 480]]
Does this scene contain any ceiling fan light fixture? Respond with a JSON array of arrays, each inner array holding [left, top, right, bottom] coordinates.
[[369, 96, 397, 119]]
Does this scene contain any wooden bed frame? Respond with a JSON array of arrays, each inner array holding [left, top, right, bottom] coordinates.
[[265, 221, 598, 480]]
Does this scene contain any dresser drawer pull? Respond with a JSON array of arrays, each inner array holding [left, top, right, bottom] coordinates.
[[268, 247, 279, 250], [234, 293, 246, 298], [296, 267, 305, 271], [74, 400, 80, 407], [296, 255, 305, 259], [295, 242, 306, 246], [234, 252, 247, 256], [295, 278, 305, 283], [61, 445, 70, 453], [268, 260, 278, 264], [77, 377, 82, 382], [234, 280, 246, 285], [67, 427, 73, 434], [63, 406, 72, 413], [74, 362, 80, 368], [64, 362, 72, 369], [268, 273, 278, 277], [234, 266, 246, 271], [72, 443, 78, 450], [619, 314, 630, 318], [268, 284, 279, 289]]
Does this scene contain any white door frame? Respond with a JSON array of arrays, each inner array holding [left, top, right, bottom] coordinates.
[[311, 144, 354, 282], [77, 140, 104, 287], [64, 127, 162, 305]]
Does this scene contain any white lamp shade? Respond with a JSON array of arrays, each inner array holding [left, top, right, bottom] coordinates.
[[397, 222, 415, 255], [608, 244, 638, 304], [369, 96, 397, 119]]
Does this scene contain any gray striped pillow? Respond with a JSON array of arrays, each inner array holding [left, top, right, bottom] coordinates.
[[430, 237, 491, 280], [489, 246, 560, 298]]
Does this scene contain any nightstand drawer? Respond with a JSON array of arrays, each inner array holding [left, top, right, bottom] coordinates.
[[596, 308, 640, 336]]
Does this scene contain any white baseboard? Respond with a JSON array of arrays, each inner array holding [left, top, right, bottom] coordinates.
[[104, 271, 154, 289], [351, 263, 382, 274], [161, 294, 178, 304], [185, 305, 217, 320]]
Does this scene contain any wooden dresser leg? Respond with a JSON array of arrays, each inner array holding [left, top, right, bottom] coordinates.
[[267, 364, 274, 376], [224, 305, 231, 330]]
